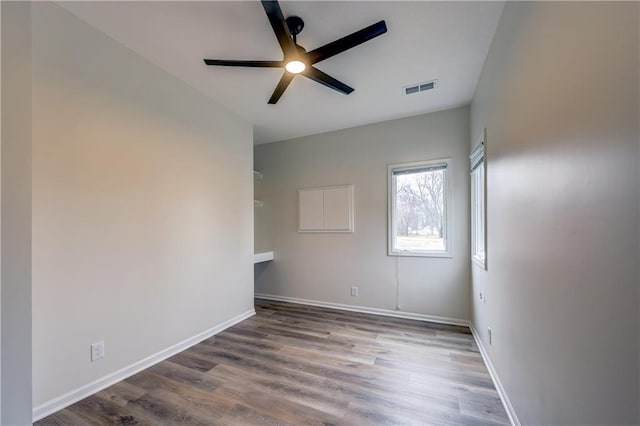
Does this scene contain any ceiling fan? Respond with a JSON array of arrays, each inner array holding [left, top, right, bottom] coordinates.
[[203, 0, 387, 104]]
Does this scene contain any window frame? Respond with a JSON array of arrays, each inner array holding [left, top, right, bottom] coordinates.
[[470, 138, 487, 269], [387, 158, 453, 258]]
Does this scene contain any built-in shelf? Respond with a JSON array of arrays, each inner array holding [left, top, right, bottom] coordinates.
[[254, 251, 274, 263], [254, 171, 268, 261]]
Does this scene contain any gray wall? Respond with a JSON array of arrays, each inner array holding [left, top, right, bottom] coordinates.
[[470, 2, 639, 424], [1, 2, 32, 424], [31, 2, 254, 412], [255, 107, 470, 321], [0, 1, 2, 418]]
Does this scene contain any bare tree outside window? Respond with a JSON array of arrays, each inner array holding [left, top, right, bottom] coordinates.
[[395, 169, 446, 251]]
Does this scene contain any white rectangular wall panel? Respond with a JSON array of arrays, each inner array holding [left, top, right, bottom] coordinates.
[[298, 185, 354, 233], [323, 186, 353, 231], [298, 188, 324, 231]]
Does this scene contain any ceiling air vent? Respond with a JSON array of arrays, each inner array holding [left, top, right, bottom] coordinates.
[[404, 79, 438, 95]]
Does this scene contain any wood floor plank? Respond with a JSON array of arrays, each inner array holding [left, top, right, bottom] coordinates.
[[121, 391, 212, 426], [148, 360, 221, 392], [208, 363, 350, 418], [218, 404, 292, 426], [35, 408, 94, 426], [94, 381, 148, 408], [66, 394, 155, 425], [166, 350, 218, 373], [36, 299, 510, 425], [213, 385, 343, 426]]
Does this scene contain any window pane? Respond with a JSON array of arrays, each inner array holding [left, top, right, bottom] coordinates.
[[478, 165, 485, 258], [471, 163, 486, 264], [394, 168, 446, 252]]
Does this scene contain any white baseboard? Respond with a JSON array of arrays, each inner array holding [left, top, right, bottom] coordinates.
[[469, 325, 520, 426], [255, 293, 470, 327], [32, 308, 255, 422]]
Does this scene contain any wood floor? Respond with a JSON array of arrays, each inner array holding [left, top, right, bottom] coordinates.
[[37, 299, 510, 425]]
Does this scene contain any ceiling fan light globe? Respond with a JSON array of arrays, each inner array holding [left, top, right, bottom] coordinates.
[[285, 60, 306, 74]]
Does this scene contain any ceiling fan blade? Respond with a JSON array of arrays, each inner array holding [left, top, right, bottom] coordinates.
[[306, 20, 387, 64], [203, 59, 284, 68], [261, 0, 297, 57], [303, 67, 354, 95], [268, 72, 295, 104]]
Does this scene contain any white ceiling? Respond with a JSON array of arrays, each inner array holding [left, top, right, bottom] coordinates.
[[59, 1, 504, 144]]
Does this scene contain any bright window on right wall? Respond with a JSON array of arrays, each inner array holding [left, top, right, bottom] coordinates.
[[470, 134, 486, 269]]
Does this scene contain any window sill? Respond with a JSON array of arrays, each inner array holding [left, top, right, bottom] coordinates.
[[389, 250, 452, 259]]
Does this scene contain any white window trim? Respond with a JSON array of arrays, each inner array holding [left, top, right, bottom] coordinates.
[[470, 133, 487, 269], [388, 158, 453, 258]]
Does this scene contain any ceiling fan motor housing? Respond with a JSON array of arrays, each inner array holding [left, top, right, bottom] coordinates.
[[286, 16, 304, 36]]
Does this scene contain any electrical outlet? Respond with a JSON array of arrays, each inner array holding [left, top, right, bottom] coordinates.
[[487, 327, 492, 345], [479, 292, 483, 300], [91, 341, 105, 362], [350, 286, 358, 297]]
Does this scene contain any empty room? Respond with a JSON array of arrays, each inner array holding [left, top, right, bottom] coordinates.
[[1, 1, 639, 425]]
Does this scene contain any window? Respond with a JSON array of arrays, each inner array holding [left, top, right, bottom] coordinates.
[[388, 159, 452, 257], [470, 140, 486, 268]]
